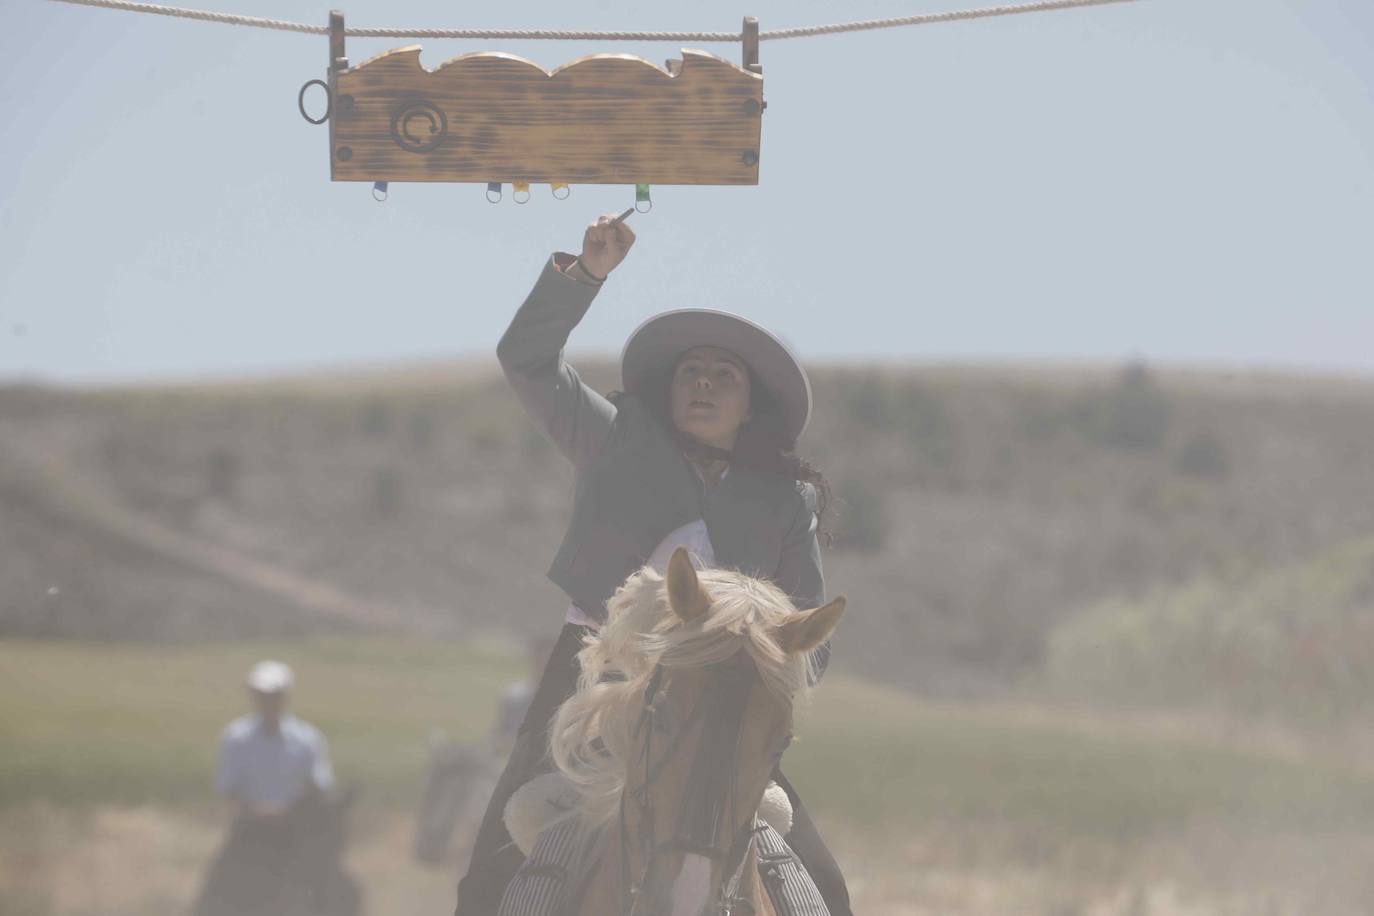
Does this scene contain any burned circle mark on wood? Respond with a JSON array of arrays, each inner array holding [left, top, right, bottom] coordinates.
[[390, 100, 448, 153]]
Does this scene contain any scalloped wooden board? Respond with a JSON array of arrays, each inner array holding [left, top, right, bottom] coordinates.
[[328, 47, 764, 185]]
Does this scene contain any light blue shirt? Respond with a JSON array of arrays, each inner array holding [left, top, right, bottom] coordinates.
[[216, 714, 334, 807]]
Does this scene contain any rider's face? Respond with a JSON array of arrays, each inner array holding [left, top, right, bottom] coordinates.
[[669, 347, 752, 451]]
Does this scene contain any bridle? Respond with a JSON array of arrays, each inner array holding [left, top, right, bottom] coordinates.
[[616, 652, 787, 916]]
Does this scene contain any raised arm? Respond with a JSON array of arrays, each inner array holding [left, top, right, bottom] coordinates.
[[495, 214, 636, 470]]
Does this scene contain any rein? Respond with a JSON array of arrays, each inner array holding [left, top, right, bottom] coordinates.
[[617, 656, 763, 916]]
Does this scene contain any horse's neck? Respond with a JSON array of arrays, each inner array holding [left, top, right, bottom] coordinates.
[[575, 831, 623, 916], [575, 827, 775, 916], [738, 845, 778, 916], [724, 834, 778, 916]]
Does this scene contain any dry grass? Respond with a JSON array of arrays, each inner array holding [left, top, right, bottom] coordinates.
[[6, 803, 1374, 916]]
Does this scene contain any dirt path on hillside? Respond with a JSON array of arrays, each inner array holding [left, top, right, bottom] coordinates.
[[0, 428, 452, 632]]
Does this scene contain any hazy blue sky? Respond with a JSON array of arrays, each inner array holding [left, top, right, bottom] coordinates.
[[2, 0, 1371, 383]]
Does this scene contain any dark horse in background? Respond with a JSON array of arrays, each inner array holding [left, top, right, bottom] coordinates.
[[414, 656, 543, 867], [413, 737, 494, 867], [192, 787, 363, 916]]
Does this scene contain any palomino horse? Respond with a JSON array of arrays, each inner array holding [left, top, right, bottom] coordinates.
[[507, 546, 845, 915]]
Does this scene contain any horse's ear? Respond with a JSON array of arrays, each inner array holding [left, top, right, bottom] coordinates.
[[775, 596, 846, 655], [666, 546, 711, 621]]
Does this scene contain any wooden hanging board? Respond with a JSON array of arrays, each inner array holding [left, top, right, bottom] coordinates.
[[325, 14, 765, 186]]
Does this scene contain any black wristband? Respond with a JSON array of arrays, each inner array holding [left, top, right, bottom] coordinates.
[[572, 258, 607, 284]]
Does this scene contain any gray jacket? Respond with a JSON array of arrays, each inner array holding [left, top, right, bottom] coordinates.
[[496, 254, 826, 627]]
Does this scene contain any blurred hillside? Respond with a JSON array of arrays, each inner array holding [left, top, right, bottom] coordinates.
[[4, 360, 1373, 713]]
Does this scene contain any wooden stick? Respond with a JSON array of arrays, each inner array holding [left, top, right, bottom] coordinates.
[[329, 10, 346, 73]]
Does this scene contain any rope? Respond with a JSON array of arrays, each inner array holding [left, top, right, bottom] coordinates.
[[52, 0, 329, 35], [759, 0, 1139, 40], [49, 0, 1140, 42]]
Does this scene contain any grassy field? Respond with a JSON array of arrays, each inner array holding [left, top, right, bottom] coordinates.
[[0, 637, 517, 808], [5, 636, 1374, 914]]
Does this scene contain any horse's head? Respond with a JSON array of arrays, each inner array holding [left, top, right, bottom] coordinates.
[[550, 547, 845, 915]]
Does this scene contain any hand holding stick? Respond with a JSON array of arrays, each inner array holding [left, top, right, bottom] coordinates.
[[575, 209, 636, 282]]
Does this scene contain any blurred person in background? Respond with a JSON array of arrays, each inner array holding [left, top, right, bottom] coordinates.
[[414, 635, 556, 867], [217, 660, 335, 817], [194, 660, 348, 916], [490, 635, 557, 754], [453, 214, 852, 916]]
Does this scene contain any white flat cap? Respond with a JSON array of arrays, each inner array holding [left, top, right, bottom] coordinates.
[[246, 659, 294, 693]]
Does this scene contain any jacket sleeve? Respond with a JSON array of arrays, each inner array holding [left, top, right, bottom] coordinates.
[[774, 482, 832, 682], [496, 254, 618, 470]]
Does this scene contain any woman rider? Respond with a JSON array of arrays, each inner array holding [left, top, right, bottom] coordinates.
[[454, 213, 852, 915]]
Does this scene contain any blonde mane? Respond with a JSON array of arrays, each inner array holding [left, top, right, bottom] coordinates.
[[547, 565, 814, 831]]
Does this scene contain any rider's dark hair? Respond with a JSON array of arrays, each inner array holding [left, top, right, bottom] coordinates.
[[611, 360, 832, 543]]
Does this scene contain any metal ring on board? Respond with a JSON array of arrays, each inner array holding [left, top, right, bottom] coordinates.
[[635, 199, 653, 213], [298, 79, 331, 125], [486, 182, 502, 204], [372, 181, 389, 202], [551, 183, 571, 200], [512, 181, 531, 204]]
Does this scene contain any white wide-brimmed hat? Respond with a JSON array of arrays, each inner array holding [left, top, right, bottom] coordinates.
[[620, 309, 812, 445], [246, 660, 294, 694]]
